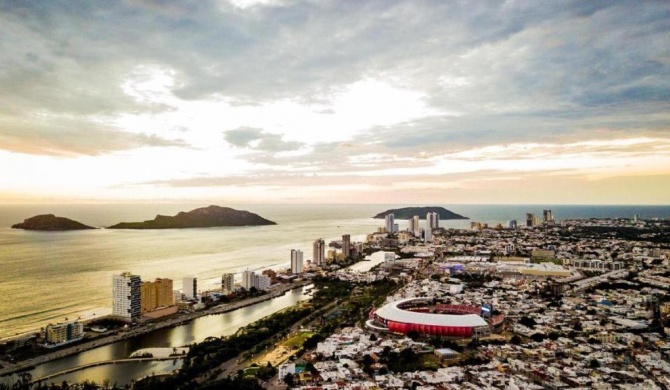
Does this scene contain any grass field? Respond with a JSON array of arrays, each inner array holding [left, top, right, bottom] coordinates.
[[282, 331, 315, 348]]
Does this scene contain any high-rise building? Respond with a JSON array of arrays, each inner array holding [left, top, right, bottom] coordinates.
[[242, 269, 254, 290], [252, 273, 272, 291], [526, 213, 535, 227], [155, 278, 173, 307], [141, 278, 174, 313], [222, 273, 235, 294], [410, 215, 420, 235], [427, 212, 439, 230], [182, 276, 197, 300], [543, 210, 554, 223], [112, 272, 141, 322], [342, 234, 351, 258], [507, 220, 517, 229], [140, 281, 157, 313], [291, 249, 304, 274], [424, 228, 432, 242], [313, 238, 325, 266], [385, 214, 395, 233]]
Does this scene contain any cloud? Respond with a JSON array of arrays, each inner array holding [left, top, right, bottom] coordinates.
[[0, 118, 189, 156], [223, 127, 304, 152], [1, 1, 669, 202]]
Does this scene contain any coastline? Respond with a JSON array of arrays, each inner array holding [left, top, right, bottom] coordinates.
[[0, 280, 311, 378]]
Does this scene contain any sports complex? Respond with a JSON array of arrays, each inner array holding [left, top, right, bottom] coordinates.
[[366, 298, 504, 339]]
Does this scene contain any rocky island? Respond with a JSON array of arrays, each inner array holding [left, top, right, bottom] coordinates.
[[373, 206, 468, 220], [12, 214, 96, 231], [107, 205, 276, 229]]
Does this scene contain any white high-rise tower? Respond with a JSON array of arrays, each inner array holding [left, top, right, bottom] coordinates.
[[242, 270, 254, 290], [291, 249, 303, 274], [427, 212, 439, 230], [112, 272, 141, 322], [182, 276, 197, 300], [385, 214, 395, 233]]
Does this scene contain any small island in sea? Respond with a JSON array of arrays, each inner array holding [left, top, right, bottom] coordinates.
[[12, 214, 96, 231], [373, 206, 468, 220], [107, 205, 276, 229]]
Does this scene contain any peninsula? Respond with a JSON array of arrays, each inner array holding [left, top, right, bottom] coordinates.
[[107, 205, 276, 229], [373, 206, 468, 220], [12, 214, 95, 231]]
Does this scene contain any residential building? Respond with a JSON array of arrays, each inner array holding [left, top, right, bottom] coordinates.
[[410, 215, 421, 236], [183, 276, 197, 300], [291, 249, 304, 274], [45, 321, 84, 345], [427, 212, 439, 230], [242, 269, 254, 290], [253, 273, 272, 291], [112, 272, 141, 322], [222, 273, 235, 294], [543, 209, 554, 222], [141, 278, 174, 313], [424, 228, 432, 242], [313, 238, 325, 266], [385, 214, 395, 233], [526, 213, 535, 227], [342, 234, 351, 258]]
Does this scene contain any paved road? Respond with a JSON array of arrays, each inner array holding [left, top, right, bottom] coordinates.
[[0, 281, 310, 378]]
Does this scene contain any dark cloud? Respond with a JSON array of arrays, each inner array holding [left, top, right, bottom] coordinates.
[[0, 0, 669, 157]]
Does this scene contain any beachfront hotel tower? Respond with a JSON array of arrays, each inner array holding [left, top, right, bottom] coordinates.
[[183, 276, 197, 301], [112, 272, 141, 322], [291, 249, 304, 274], [222, 273, 235, 294], [140, 278, 174, 313]]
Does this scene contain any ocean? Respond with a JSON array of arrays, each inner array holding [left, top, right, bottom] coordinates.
[[0, 203, 668, 339]]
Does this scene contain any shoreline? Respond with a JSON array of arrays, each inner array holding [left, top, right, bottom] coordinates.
[[0, 280, 311, 378]]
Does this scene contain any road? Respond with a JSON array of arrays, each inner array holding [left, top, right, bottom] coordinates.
[[209, 300, 340, 389], [0, 281, 311, 378]]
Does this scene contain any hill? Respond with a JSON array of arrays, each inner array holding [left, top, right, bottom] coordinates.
[[373, 206, 468, 220], [12, 214, 95, 231], [107, 205, 276, 229]]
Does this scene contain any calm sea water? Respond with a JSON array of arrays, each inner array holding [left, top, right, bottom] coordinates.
[[0, 203, 668, 339]]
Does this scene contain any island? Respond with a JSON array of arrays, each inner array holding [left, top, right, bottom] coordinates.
[[12, 214, 96, 231], [107, 205, 276, 229], [373, 206, 468, 220]]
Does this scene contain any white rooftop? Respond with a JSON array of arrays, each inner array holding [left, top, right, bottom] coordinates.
[[375, 298, 489, 328]]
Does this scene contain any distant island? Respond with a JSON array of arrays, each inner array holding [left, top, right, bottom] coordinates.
[[373, 206, 468, 220], [107, 205, 276, 229], [12, 214, 96, 231]]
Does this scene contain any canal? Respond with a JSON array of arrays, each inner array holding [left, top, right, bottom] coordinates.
[[27, 285, 312, 387]]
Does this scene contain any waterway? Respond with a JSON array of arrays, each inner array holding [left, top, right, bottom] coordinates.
[[25, 286, 311, 387]]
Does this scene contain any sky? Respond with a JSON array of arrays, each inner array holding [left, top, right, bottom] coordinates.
[[1, 0, 669, 204]]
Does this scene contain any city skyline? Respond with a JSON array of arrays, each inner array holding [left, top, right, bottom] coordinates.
[[1, 1, 669, 204]]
